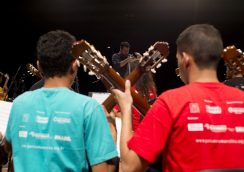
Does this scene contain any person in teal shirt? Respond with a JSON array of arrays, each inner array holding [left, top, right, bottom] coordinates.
[[4, 30, 117, 172]]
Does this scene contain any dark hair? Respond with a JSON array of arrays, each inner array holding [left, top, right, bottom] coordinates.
[[37, 30, 76, 78], [176, 24, 223, 69], [120, 41, 130, 49]]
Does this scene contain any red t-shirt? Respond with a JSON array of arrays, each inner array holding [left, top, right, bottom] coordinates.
[[128, 82, 244, 171]]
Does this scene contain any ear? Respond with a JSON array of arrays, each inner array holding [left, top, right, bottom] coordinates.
[[36, 60, 40, 70], [36, 60, 44, 78], [37, 60, 42, 73], [182, 52, 191, 68], [70, 59, 79, 74]]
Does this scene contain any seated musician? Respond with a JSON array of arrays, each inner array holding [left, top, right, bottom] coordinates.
[[223, 62, 244, 91], [112, 24, 244, 171], [4, 30, 117, 172], [224, 73, 244, 91], [222, 45, 244, 91]]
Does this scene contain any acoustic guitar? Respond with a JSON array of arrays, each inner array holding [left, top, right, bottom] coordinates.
[[102, 42, 169, 113], [72, 40, 169, 115], [222, 45, 244, 79], [26, 64, 42, 79]]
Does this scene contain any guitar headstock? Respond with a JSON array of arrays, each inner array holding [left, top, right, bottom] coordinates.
[[139, 41, 169, 73], [26, 63, 42, 78], [3, 73, 9, 80], [222, 45, 244, 78], [72, 40, 109, 78]]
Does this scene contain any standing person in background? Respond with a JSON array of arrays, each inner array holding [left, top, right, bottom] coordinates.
[[112, 24, 244, 172], [111, 41, 135, 77]]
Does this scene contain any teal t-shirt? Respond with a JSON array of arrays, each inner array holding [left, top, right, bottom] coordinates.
[[5, 88, 117, 172]]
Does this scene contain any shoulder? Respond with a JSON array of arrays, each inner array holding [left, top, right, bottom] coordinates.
[[13, 91, 34, 103], [69, 91, 103, 114], [11, 91, 35, 109], [29, 79, 44, 91], [158, 85, 190, 101], [112, 53, 120, 58], [74, 91, 100, 106]]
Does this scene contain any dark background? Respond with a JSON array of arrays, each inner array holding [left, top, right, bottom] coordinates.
[[1, 0, 244, 97]]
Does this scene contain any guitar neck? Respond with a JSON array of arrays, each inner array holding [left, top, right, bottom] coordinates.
[[102, 66, 145, 112], [3, 78, 9, 88], [102, 66, 150, 115], [36, 72, 42, 79]]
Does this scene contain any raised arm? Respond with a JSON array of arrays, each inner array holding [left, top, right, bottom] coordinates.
[[112, 80, 149, 172]]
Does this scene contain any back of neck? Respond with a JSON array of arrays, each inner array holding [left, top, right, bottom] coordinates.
[[44, 76, 71, 88]]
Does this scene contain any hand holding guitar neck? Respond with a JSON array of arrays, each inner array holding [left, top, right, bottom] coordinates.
[[119, 54, 139, 68]]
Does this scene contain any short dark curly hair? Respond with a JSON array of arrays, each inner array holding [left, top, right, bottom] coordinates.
[[37, 30, 76, 78], [176, 24, 223, 70]]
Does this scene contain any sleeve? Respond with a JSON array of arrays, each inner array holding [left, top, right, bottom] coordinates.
[[84, 101, 118, 166], [111, 54, 121, 71], [127, 96, 173, 163]]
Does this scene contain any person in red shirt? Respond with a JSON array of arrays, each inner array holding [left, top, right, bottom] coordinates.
[[112, 24, 244, 172]]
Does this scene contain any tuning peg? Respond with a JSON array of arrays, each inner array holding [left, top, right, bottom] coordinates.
[[91, 46, 96, 52], [97, 51, 102, 58], [143, 52, 149, 57], [237, 49, 243, 53], [102, 56, 108, 63], [134, 52, 141, 57], [83, 65, 87, 72], [156, 63, 162, 68], [148, 46, 154, 51], [88, 71, 95, 75], [151, 68, 156, 73], [163, 41, 169, 46], [162, 59, 168, 63]]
